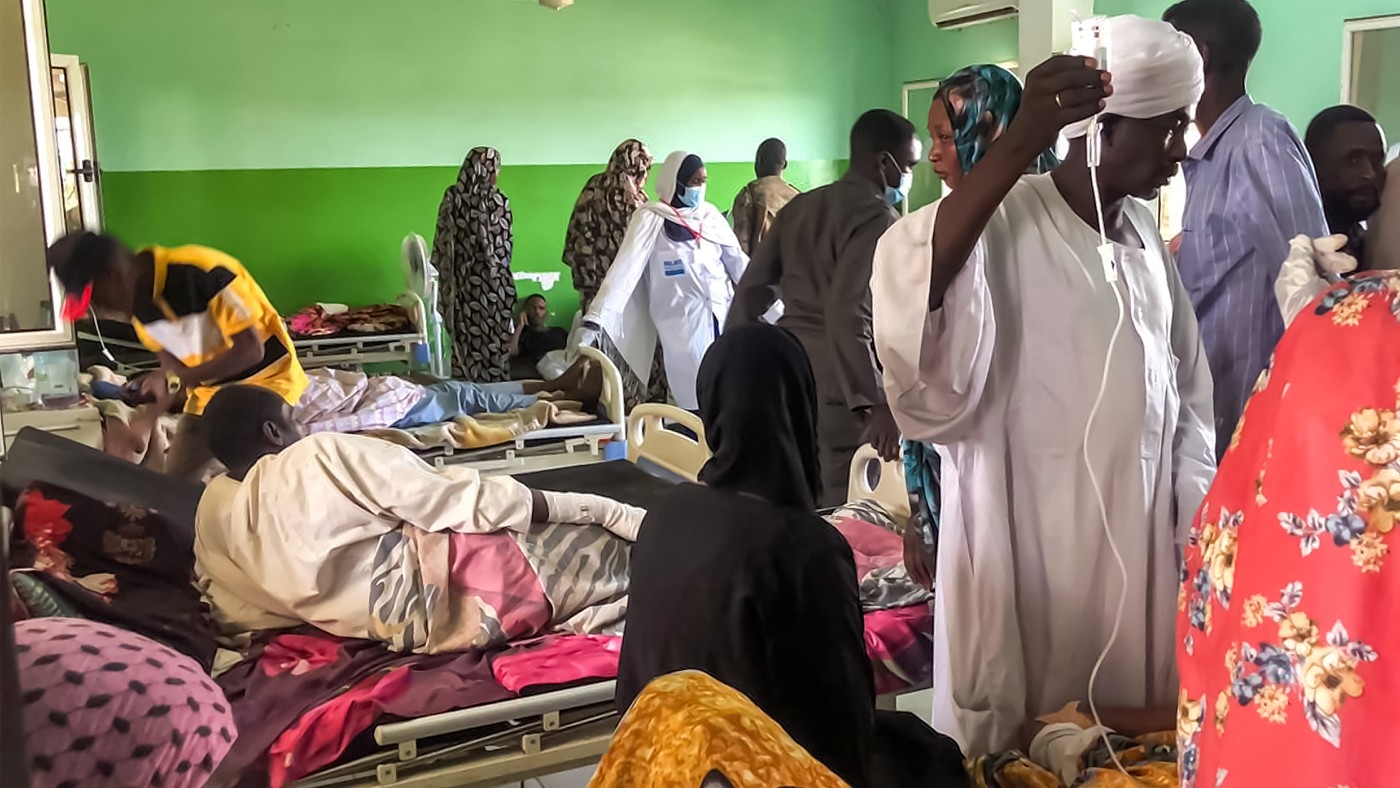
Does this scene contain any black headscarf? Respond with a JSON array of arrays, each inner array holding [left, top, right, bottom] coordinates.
[[663, 154, 706, 243], [669, 154, 705, 207], [697, 323, 821, 510]]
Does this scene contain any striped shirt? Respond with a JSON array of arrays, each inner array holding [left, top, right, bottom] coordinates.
[[294, 368, 426, 435], [1176, 96, 1328, 460]]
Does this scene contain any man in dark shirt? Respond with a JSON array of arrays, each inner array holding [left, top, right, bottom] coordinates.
[[510, 294, 568, 371], [728, 110, 919, 506], [1305, 105, 1388, 260]]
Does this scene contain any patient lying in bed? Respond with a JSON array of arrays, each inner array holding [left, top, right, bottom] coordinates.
[[294, 357, 603, 434], [193, 385, 642, 655]]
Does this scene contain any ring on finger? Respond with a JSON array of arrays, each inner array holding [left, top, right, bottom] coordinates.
[[1054, 92, 1064, 109]]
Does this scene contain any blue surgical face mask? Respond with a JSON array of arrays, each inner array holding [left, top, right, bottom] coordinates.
[[884, 171, 913, 207], [679, 184, 705, 209], [881, 154, 913, 207]]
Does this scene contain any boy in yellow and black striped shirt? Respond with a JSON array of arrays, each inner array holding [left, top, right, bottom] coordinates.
[[48, 232, 307, 479]]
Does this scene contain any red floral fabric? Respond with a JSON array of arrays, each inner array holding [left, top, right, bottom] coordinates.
[[1177, 272, 1400, 787]]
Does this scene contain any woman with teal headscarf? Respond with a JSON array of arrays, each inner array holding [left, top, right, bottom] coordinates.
[[902, 64, 1060, 589]]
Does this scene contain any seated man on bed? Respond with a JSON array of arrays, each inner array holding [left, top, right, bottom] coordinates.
[[294, 355, 603, 434], [194, 385, 643, 655]]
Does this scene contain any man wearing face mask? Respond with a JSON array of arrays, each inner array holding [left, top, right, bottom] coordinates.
[[729, 110, 919, 507]]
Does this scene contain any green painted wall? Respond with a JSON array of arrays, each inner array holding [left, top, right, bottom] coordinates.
[[1097, 0, 1398, 133], [894, 10, 1019, 86], [98, 160, 843, 321], [44, 0, 890, 317], [894, 0, 1399, 134], [49, 0, 1387, 321]]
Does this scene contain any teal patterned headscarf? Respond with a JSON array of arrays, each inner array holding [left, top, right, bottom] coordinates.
[[936, 64, 1060, 176], [902, 64, 1059, 551]]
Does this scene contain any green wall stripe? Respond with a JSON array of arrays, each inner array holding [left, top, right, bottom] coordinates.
[[47, 0, 894, 171], [100, 160, 845, 323]]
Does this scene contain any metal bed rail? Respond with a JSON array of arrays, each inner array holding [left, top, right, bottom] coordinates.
[[291, 682, 619, 788], [290, 680, 928, 787]]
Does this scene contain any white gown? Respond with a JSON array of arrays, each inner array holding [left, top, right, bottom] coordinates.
[[586, 151, 748, 410], [642, 230, 746, 409], [871, 173, 1216, 755]]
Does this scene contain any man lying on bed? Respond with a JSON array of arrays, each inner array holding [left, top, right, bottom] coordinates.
[[294, 355, 605, 435], [193, 385, 643, 654]]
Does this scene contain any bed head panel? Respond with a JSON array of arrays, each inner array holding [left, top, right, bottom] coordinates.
[[847, 444, 911, 519], [626, 404, 709, 482], [578, 345, 624, 428]]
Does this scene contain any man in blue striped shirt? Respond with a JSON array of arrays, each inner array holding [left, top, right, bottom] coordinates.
[[1164, 0, 1328, 460]]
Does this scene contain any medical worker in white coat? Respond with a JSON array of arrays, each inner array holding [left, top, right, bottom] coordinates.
[[581, 151, 747, 411]]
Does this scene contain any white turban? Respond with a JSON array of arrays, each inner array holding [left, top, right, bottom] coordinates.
[[1065, 15, 1205, 139]]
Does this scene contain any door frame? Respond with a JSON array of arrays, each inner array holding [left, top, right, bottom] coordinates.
[[50, 54, 102, 232], [900, 79, 941, 216], [1342, 14, 1400, 104], [0, 0, 70, 351]]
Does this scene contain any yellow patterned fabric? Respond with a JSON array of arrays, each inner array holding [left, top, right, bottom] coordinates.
[[589, 671, 848, 788], [967, 732, 1177, 788]]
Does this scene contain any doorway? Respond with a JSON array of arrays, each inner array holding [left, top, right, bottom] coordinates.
[[901, 79, 942, 215], [1344, 16, 1400, 148]]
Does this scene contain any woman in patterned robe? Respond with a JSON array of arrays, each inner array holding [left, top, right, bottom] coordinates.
[[563, 139, 652, 310], [1177, 266, 1400, 786], [433, 147, 515, 382], [562, 139, 668, 408]]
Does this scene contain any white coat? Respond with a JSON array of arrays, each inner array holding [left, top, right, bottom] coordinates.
[[585, 151, 748, 410]]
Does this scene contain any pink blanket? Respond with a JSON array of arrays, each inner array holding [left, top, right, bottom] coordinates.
[[248, 606, 934, 786], [230, 511, 933, 786], [490, 606, 932, 695]]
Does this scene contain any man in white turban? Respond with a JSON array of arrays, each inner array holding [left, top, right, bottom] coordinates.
[[871, 16, 1216, 755]]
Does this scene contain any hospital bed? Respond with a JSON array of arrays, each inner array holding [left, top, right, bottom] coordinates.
[[1, 420, 925, 788], [290, 293, 430, 372], [287, 423, 923, 788], [417, 346, 627, 476], [624, 403, 911, 517], [75, 294, 430, 375]]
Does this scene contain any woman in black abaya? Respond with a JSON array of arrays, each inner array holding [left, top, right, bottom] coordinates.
[[617, 323, 967, 788]]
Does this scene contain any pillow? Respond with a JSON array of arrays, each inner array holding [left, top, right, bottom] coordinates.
[[11, 481, 216, 669]]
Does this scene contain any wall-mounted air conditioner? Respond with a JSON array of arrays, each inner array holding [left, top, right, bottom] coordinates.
[[928, 0, 1019, 30]]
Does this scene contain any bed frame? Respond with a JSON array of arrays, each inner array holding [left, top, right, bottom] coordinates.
[[293, 683, 918, 788], [76, 293, 430, 376], [624, 404, 707, 482], [847, 444, 912, 520], [624, 402, 910, 516], [290, 436, 918, 788], [290, 293, 430, 372], [423, 346, 626, 476]]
